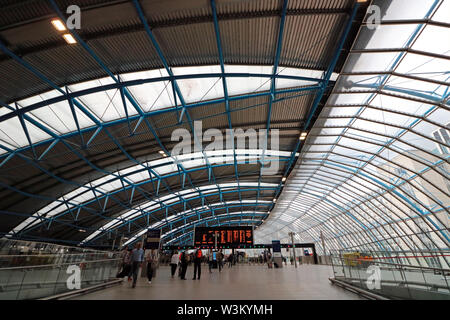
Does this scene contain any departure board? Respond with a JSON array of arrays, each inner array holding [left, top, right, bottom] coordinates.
[[194, 226, 253, 246]]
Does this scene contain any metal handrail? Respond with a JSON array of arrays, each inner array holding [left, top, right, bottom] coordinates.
[[0, 238, 110, 254], [0, 253, 115, 258], [336, 256, 450, 273], [334, 276, 450, 290], [0, 258, 121, 271]]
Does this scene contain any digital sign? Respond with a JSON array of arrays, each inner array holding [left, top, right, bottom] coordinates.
[[145, 229, 161, 249], [194, 226, 253, 247]]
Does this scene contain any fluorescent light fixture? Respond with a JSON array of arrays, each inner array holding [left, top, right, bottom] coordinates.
[[51, 19, 66, 31], [62, 33, 77, 44], [78, 229, 86, 233], [159, 150, 167, 156], [299, 132, 308, 140]]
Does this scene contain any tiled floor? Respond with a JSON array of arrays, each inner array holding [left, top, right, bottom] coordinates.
[[73, 263, 364, 300]]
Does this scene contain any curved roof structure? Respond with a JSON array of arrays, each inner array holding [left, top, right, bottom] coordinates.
[[0, 0, 448, 261], [255, 0, 450, 263]]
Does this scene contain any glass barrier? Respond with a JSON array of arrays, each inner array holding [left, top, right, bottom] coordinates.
[[330, 250, 450, 300], [0, 239, 121, 300]]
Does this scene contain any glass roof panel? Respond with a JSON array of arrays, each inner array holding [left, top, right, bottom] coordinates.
[[1, 65, 323, 153], [256, 1, 450, 253], [353, 24, 418, 50]]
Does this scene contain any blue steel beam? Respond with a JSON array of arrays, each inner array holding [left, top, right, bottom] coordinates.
[[49, 0, 197, 211], [0, 230, 87, 246], [0, 102, 174, 237], [297, 0, 445, 242], [65, 87, 86, 147], [85, 194, 274, 245], [164, 219, 261, 245], [132, 0, 233, 219], [0, 105, 183, 241], [0, 148, 149, 235], [50, 0, 233, 226], [63, 175, 283, 241], [4, 156, 286, 239], [170, 215, 261, 240], [1, 105, 290, 240], [286, 155, 450, 249], [0, 77, 321, 124], [126, 215, 262, 247], [0, 85, 319, 170], [312, 159, 450, 244], [14, 103, 37, 159], [0, 2, 320, 244], [4, 3, 215, 240], [267, 3, 360, 221], [92, 205, 270, 246], [255, 0, 289, 216], [210, 0, 242, 207], [264, 0, 450, 250]]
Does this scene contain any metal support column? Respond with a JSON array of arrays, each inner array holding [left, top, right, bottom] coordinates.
[[289, 232, 297, 268]]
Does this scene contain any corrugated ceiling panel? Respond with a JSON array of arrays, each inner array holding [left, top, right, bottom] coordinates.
[[220, 17, 278, 66]]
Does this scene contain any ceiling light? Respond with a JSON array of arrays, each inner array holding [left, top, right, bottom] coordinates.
[[299, 132, 307, 140], [159, 150, 167, 156], [272, 198, 277, 203], [51, 19, 66, 31], [62, 33, 77, 44], [282, 177, 286, 182], [78, 229, 86, 233]]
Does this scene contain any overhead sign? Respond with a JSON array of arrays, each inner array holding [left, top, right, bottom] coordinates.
[[272, 240, 283, 268], [272, 240, 281, 253], [194, 226, 253, 247], [145, 229, 161, 249]]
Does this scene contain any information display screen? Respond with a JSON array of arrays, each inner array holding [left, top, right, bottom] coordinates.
[[194, 226, 253, 247], [145, 229, 161, 249]]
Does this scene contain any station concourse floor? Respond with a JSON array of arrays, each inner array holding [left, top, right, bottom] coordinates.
[[72, 263, 364, 300]]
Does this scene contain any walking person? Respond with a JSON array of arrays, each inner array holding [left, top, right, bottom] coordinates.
[[144, 249, 158, 284], [192, 248, 202, 280], [130, 242, 144, 288], [170, 250, 178, 278], [116, 247, 131, 280], [179, 250, 188, 280], [208, 251, 213, 273], [217, 250, 224, 272], [267, 252, 273, 268]]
